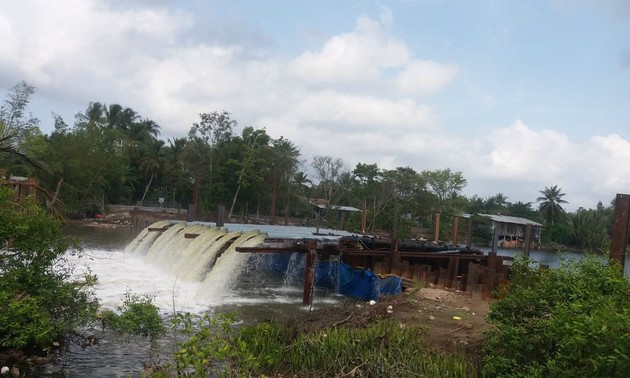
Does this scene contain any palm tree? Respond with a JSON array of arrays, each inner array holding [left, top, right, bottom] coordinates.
[[271, 138, 301, 224], [537, 185, 568, 225], [138, 139, 166, 205], [75, 102, 106, 128]]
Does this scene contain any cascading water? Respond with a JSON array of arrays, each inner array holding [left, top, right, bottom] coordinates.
[[144, 222, 186, 258], [283, 252, 306, 285], [47, 220, 346, 377], [196, 231, 267, 302], [122, 221, 288, 306], [123, 219, 170, 254], [173, 227, 225, 277], [182, 230, 243, 282]]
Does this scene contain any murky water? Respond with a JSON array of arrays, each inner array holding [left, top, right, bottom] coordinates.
[[33, 224, 630, 376], [35, 224, 346, 377]]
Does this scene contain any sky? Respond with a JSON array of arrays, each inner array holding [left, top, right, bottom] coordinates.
[[1, 0, 629, 211]]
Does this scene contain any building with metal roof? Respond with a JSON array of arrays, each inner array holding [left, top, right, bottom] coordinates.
[[476, 213, 542, 249]]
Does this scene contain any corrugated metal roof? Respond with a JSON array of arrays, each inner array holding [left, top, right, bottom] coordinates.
[[476, 214, 543, 227], [314, 204, 361, 212]]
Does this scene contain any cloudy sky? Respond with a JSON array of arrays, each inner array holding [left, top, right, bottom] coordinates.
[[1, 0, 629, 211]]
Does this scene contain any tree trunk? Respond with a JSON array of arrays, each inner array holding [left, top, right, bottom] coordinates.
[[228, 184, 241, 220], [193, 174, 201, 221], [140, 172, 154, 206], [270, 165, 277, 225]]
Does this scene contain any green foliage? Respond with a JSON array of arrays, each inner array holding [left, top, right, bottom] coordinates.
[[536, 185, 568, 225], [101, 292, 165, 342], [162, 312, 477, 377], [0, 187, 98, 351], [540, 222, 574, 247], [570, 203, 613, 251], [483, 256, 630, 377], [169, 311, 265, 376], [282, 320, 475, 377]]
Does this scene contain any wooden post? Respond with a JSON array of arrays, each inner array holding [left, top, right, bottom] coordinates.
[[483, 251, 497, 299], [524, 223, 533, 257], [390, 239, 401, 275], [491, 222, 499, 254], [452, 216, 460, 245], [360, 202, 367, 234], [610, 194, 630, 271], [216, 205, 226, 227], [434, 212, 441, 243], [303, 240, 318, 306], [467, 218, 473, 248], [446, 256, 458, 288]]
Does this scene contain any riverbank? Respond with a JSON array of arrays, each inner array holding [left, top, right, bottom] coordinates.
[[291, 286, 490, 360]]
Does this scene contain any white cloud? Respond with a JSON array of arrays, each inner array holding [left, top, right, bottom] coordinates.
[[288, 11, 457, 97], [0, 1, 627, 211], [395, 60, 459, 97]]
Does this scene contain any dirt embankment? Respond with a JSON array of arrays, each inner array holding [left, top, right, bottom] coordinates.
[[67, 211, 133, 227], [292, 287, 490, 359]]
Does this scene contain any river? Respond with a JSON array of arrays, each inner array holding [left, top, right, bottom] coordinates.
[[37, 224, 345, 377], [36, 223, 629, 376]]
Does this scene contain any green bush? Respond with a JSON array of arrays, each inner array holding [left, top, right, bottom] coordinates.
[[101, 292, 165, 342], [160, 312, 477, 377], [0, 187, 99, 352], [483, 256, 630, 377]]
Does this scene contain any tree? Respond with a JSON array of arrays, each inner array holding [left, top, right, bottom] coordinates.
[[185, 111, 236, 219], [270, 137, 301, 224], [0, 186, 98, 351], [0, 80, 39, 146], [228, 127, 271, 219], [0, 120, 45, 174], [486, 193, 509, 214], [570, 203, 613, 251], [422, 168, 467, 210], [536, 185, 568, 225], [311, 155, 348, 207], [138, 139, 167, 205]]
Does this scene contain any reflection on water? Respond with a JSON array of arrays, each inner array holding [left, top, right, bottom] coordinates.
[[481, 246, 630, 277], [62, 224, 137, 251]]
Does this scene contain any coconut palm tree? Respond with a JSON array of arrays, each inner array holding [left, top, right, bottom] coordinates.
[[138, 139, 166, 205], [537, 185, 568, 225]]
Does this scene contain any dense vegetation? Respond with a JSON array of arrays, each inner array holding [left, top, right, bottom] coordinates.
[[484, 257, 630, 377], [0, 80, 617, 249], [1, 80, 628, 376], [147, 312, 477, 377], [0, 186, 98, 354]]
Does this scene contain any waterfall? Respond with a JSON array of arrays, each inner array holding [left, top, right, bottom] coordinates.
[[123, 222, 304, 306], [148, 224, 208, 269], [196, 231, 267, 303], [173, 226, 225, 277], [145, 223, 186, 258], [181, 230, 244, 282], [124, 220, 170, 255], [283, 252, 306, 285]]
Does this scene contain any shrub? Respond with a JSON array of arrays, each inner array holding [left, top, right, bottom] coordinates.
[[483, 256, 630, 377], [101, 292, 165, 342], [0, 187, 98, 352], [161, 312, 477, 377]]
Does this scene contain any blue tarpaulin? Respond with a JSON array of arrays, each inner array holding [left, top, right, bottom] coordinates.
[[317, 261, 402, 300]]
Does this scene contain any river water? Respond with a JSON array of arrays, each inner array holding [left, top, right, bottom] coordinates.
[[37, 224, 346, 377], [36, 223, 630, 376]]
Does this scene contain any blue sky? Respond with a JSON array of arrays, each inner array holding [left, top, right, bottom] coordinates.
[[1, 0, 629, 210]]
